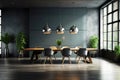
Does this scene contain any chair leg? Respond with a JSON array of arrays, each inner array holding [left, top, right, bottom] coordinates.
[[62, 57, 65, 64], [88, 57, 92, 63], [77, 56, 81, 64], [44, 57, 47, 64], [30, 53, 35, 61], [84, 56, 87, 63], [54, 55, 56, 60], [75, 55, 78, 62], [68, 57, 71, 64], [39, 54, 41, 61], [49, 57, 52, 64], [35, 54, 38, 60]]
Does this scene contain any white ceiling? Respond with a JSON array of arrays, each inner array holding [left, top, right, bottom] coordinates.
[[0, 0, 108, 8]]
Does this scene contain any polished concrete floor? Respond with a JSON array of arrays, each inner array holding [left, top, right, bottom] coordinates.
[[0, 58, 120, 80]]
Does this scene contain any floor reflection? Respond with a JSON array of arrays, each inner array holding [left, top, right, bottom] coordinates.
[[12, 70, 100, 80], [0, 58, 120, 80]]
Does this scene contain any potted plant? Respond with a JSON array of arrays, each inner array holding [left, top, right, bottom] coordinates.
[[89, 35, 98, 48], [56, 39, 62, 48], [88, 35, 98, 57], [16, 32, 26, 57], [114, 45, 120, 62], [0, 33, 11, 57]]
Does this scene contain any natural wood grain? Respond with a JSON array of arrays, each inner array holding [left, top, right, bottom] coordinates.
[[24, 47, 97, 51]]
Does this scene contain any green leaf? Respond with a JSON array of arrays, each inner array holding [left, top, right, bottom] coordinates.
[[16, 32, 26, 52], [0, 33, 11, 46], [89, 35, 98, 48], [56, 39, 62, 46], [114, 45, 120, 56]]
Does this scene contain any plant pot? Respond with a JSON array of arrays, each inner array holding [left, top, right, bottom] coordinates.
[[57, 45, 61, 49], [5, 47, 9, 57], [19, 50, 24, 58], [114, 55, 120, 63]]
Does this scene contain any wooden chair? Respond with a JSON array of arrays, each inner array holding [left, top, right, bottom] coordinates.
[[50, 46, 58, 60], [76, 48, 87, 63], [43, 48, 54, 64], [61, 48, 72, 64], [74, 46, 82, 61]]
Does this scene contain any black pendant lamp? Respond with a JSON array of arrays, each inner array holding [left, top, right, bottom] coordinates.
[[42, 24, 51, 34], [69, 25, 78, 34], [56, 24, 64, 34]]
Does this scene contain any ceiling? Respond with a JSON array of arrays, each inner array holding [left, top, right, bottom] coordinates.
[[0, 0, 108, 8]]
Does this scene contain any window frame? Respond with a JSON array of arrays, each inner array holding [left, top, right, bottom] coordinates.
[[100, 0, 119, 50], [0, 9, 1, 54]]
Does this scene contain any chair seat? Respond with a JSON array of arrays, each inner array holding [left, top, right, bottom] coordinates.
[[61, 48, 72, 64], [76, 48, 87, 63], [44, 48, 53, 64]]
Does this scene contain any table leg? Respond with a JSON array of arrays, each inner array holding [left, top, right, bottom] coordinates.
[[88, 57, 92, 63]]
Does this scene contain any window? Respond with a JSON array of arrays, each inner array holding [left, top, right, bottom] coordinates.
[[100, 0, 119, 50], [0, 10, 1, 54], [113, 11, 118, 21], [108, 4, 112, 13], [113, 1, 118, 10], [108, 14, 112, 23]]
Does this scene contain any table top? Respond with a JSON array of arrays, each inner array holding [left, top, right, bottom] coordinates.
[[24, 47, 97, 51]]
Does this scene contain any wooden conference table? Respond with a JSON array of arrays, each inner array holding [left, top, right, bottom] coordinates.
[[24, 47, 97, 51], [24, 47, 97, 63]]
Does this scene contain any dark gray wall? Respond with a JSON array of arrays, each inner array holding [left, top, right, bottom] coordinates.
[[29, 8, 98, 57], [2, 8, 29, 57], [1, 7, 98, 57]]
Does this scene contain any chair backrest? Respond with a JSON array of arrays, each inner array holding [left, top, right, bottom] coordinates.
[[77, 48, 87, 56], [44, 48, 53, 57], [62, 46, 70, 49], [49, 46, 57, 54], [61, 48, 71, 57]]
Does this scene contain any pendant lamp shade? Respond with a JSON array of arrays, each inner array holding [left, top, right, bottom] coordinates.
[[56, 24, 64, 34], [69, 25, 78, 34], [42, 24, 51, 34]]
